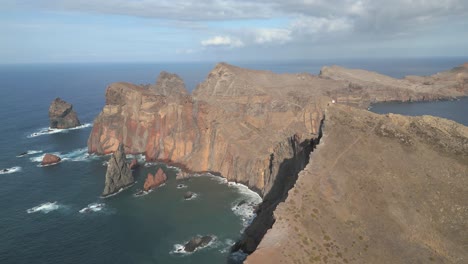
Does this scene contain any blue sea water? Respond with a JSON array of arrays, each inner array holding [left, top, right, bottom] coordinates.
[[0, 58, 467, 264]]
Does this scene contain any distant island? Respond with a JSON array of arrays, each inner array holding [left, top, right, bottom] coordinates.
[[88, 63, 468, 263]]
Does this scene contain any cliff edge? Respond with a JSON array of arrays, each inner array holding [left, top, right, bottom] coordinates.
[[246, 104, 468, 264]]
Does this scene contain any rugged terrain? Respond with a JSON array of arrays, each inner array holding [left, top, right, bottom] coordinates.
[[87, 62, 468, 262], [49, 97, 81, 129], [246, 104, 468, 264]]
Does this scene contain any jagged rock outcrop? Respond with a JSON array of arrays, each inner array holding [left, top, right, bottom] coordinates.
[[245, 104, 468, 264], [102, 143, 134, 197], [143, 168, 167, 191], [41, 153, 61, 166], [87, 63, 467, 262], [149, 71, 188, 96], [184, 235, 213, 252], [49, 98, 81, 129], [88, 63, 467, 196]]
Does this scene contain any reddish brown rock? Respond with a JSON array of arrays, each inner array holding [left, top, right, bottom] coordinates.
[[88, 63, 467, 197], [41, 154, 61, 166], [143, 168, 167, 191], [129, 159, 139, 170], [49, 98, 81, 129]]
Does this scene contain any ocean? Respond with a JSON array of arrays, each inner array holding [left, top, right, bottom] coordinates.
[[0, 58, 467, 264]]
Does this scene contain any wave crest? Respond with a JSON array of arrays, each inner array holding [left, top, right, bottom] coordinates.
[[27, 123, 92, 138], [26, 202, 63, 214]]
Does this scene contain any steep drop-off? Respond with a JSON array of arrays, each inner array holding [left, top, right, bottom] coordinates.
[[87, 62, 467, 262], [88, 63, 467, 195], [246, 105, 468, 264]]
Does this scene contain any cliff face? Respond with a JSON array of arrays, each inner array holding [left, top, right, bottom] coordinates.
[[88, 63, 467, 262], [245, 105, 468, 264], [88, 65, 328, 195], [88, 63, 466, 195]]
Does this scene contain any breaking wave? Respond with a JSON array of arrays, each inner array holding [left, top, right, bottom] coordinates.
[[228, 182, 262, 228], [17, 150, 43, 157], [0, 166, 22, 175], [79, 203, 105, 213], [170, 235, 217, 255], [27, 123, 92, 138], [30, 147, 98, 165], [26, 202, 64, 214]]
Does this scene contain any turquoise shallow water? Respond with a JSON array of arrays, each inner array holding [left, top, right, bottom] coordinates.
[[0, 59, 466, 264]]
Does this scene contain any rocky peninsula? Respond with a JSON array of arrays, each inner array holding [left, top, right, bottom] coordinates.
[[88, 63, 467, 263]]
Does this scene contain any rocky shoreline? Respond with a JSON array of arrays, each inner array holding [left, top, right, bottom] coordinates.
[[87, 62, 468, 263]]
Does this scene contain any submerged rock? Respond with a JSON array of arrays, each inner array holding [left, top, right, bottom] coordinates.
[[48, 97, 81, 129], [102, 143, 134, 197], [184, 235, 213, 252], [143, 168, 167, 191], [41, 154, 61, 166], [183, 191, 194, 199]]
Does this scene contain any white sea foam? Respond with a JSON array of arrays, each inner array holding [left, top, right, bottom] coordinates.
[[219, 239, 236, 253], [27, 123, 92, 138], [184, 192, 198, 201], [0, 166, 22, 174], [101, 182, 135, 198], [208, 175, 228, 184], [228, 182, 262, 228], [26, 201, 63, 214], [17, 150, 43, 157], [170, 236, 217, 255], [126, 154, 146, 163], [79, 203, 105, 213], [176, 184, 188, 189], [30, 147, 96, 165]]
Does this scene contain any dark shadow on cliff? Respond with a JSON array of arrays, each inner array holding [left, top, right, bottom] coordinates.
[[229, 117, 324, 263]]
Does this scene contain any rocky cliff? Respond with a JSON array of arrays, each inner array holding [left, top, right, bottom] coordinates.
[[245, 105, 468, 264], [49, 97, 81, 129], [88, 63, 466, 195], [88, 63, 467, 262]]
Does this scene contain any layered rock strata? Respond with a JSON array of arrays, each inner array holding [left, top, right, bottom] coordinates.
[[245, 105, 468, 264], [88, 63, 468, 262], [49, 97, 81, 129], [102, 143, 134, 197], [88, 63, 466, 195]]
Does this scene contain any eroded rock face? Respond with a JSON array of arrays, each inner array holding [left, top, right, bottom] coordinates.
[[245, 105, 468, 264], [49, 98, 81, 129], [143, 168, 167, 191], [41, 153, 61, 166], [88, 63, 467, 197], [87, 63, 468, 263], [150, 71, 188, 96], [102, 143, 134, 197]]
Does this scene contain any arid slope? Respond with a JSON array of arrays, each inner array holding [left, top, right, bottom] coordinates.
[[246, 104, 468, 264]]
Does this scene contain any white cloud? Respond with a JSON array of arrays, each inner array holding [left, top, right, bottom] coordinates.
[[254, 28, 292, 44], [201, 36, 244, 48], [291, 16, 353, 35]]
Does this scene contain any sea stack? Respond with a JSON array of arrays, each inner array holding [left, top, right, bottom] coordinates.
[[49, 97, 81, 129], [102, 143, 134, 197], [143, 168, 167, 191]]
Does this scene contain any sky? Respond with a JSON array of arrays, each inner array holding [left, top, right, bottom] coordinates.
[[1, 0, 468, 63]]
